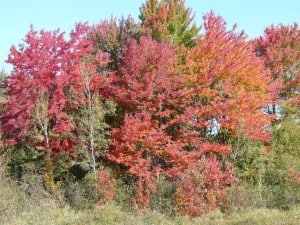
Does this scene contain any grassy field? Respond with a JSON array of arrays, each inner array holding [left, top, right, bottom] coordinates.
[[1, 177, 299, 225], [3, 205, 300, 225]]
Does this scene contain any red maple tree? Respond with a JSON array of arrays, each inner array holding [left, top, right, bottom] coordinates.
[[183, 12, 276, 143], [255, 23, 300, 105], [1, 24, 94, 188], [109, 37, 187, 207]]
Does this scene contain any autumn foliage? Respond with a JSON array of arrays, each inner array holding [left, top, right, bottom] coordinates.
[[174, 156, 234, 217], [255, 23, 300, 104], [1, 24, 94, 154], [110, 37, 184, 207], [107, 12, 276, 210], [2, 0, 297, 218], [183, 12, 276, 143]]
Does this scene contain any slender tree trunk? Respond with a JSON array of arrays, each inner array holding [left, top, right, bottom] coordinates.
[[43, 127, 56, 191], [258, 171, 263, 207], [35, 96, 56, 191], [85, 78, 98, 193]]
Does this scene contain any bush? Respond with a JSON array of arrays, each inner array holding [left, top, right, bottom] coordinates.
[[149, 175, 176, 215], [174, 156, 234, 217], [225, 183, 269, 211], [63, 172, 97, 209]]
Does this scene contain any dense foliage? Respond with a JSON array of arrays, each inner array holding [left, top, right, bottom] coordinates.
[[0, 0, 299, 218]]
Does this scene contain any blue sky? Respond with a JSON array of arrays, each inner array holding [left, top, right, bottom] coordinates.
[[1, 0, 299, 72]]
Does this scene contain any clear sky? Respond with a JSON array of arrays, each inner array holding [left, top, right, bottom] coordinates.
[[1, 0, 299, 72]]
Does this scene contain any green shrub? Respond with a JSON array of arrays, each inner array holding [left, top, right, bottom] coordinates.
[[63, 172, 97, 210], [149, 175, 176, 216], [112, 174, 136, 210]]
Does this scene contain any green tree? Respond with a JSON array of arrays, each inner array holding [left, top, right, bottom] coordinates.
[[0, 70, 6, 150], [268, 105, 300, 209], [139, 0, 200, 47]]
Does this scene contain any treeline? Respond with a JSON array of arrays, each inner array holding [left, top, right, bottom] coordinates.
[[0, 0, 299, 217]]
